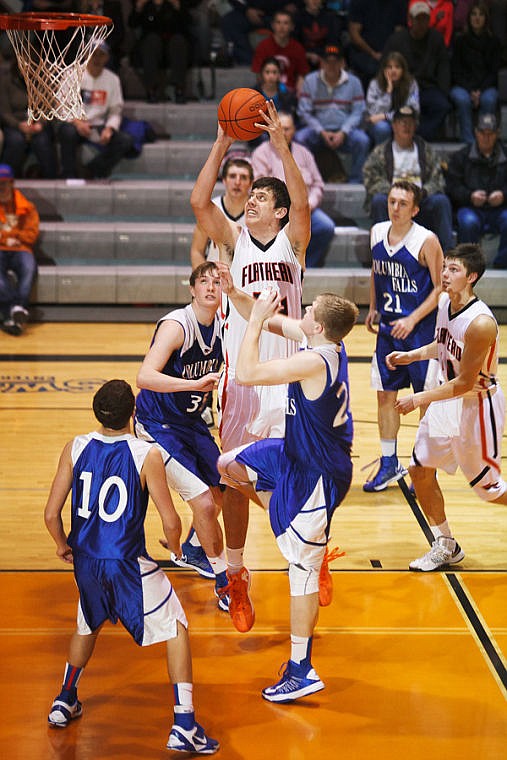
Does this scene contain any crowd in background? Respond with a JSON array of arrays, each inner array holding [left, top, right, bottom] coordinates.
[[1, 1, 507, 268]]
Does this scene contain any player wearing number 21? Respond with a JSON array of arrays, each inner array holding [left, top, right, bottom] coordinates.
[[363, 180, 443, 493]]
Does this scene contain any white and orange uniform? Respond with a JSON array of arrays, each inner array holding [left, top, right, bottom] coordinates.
[[412, 292, 506, 501], [219, 225, 302, 451]]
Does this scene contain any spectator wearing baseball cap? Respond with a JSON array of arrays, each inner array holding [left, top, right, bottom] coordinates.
[[409, 1, 454, 48], [446, 113, 507, 268], [296, 43, 370, 183], [384, 0, 451, 141], [363, 104, 454, 252], [0, 164, 40, 335]]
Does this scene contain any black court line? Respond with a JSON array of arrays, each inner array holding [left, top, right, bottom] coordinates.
[[0, 354, 145, 362], [397, 478, 507, 691], [2, 354, 507, 364]]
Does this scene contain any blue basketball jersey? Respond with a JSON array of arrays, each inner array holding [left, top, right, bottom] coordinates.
[[67, 432, 152, 559], [371, 221, 435, 327], [135, 304, 222, 425], [284, 343, 353, 476]]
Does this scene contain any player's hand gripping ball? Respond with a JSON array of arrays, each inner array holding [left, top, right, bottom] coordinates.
[[218, 88, 268, 141]]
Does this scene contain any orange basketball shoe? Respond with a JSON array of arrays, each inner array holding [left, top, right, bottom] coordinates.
[[225, 567, 255, 632], [318, 546, 345, 607]]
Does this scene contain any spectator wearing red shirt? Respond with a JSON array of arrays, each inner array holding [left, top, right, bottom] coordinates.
[[252, 9, 310, 93]]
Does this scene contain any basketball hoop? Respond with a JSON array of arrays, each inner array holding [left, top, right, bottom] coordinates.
[[0, 13, 112, 123]]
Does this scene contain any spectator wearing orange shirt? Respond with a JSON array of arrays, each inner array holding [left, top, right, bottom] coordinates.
[[0, 164, 39, 336]]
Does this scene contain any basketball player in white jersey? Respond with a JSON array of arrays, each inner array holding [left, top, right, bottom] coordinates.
[[191, 100, 310, 632], [387, 244, 507, 571], [44, 380, 218, 754], [364, 180, 443, 492], [190, 156, 253, 269]]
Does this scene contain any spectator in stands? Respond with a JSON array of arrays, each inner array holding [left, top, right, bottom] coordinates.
[[453, 0, 475, 33], [58, 42, 134, 179], [347, 0, 408, 91], [296, 44, 369, 183], [408, 0, 454, 47], [252, 56, 298, 146], [128, 0, 193, 103], [445, 113, 507, 268], [365, 51, 420, 145], [384, 2, 451, 141], [450, 2, 501, 144], [0, 164, 39, 336], [363, 105, 453, 252], [252, 111, 336, 266], [0, 60, 58, 179], [190, 155, 253, 269], [80, 0, 126, 72], [294, 0, 345, 71], [251, 9, 310, 93], [488, 1, 507, 63], [220, 1, 299, 65]]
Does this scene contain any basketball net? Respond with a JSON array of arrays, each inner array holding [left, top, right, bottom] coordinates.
[[6, 23, 111, 123]]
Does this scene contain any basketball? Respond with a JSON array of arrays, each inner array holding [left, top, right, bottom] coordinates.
[[217, 88, 268, 141]]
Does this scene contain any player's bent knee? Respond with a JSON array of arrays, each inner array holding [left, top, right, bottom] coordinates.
[[289, 562, 319, 596], [472, 476, 507, 502]]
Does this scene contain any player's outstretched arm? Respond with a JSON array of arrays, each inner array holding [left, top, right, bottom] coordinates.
[[217, 263, 304, 340], [256, 100, 311, 265], [395, 315, 497, 414], [190, 124, 237, 263], [143, 448, 182, 557], [189, 224, 210, 269], [44, 441, 74, 564], [236, 289, 312, 385], [386, 340, 438, 370]]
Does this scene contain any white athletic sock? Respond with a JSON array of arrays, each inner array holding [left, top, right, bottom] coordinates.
[[208, 553, 228, 575], [173, 683, 194, 713], [290, 635, 310, 665], [226, 546, 244, 574], [380, 439, 397, 458], [431, 521, 452, 539]]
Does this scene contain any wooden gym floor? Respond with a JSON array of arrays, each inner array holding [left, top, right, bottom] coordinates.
[[0, 322, 506, 759]]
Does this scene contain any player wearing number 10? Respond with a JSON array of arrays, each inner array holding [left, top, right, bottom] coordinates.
[[364, 180, 443, 492], [43, 379, 218, 753]]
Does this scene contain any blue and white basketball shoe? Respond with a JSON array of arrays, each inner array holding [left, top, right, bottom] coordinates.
[[262, 660, 325, 703], [48, 697, 83, 728], [167, 722, 219, 754]]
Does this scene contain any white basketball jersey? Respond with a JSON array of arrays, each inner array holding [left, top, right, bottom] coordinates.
[[222, 225, 303, 376], [435, 293, 499, 397]]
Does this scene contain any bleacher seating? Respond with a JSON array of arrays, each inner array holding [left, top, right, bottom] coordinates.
[[22, 65, 507, 312]]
